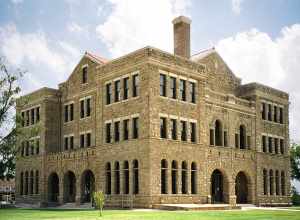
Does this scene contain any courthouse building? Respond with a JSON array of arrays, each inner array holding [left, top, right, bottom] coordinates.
[[15, 16, 291, 207]]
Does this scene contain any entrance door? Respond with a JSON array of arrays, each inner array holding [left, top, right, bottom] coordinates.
[[235, 172, 248, 203], [211, 169, 223, 203]]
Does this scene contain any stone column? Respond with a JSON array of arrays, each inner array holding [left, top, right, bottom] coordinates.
[[75, 174, 81, 206], [228, 180, 236, 206], [58, 176, 64, 204], [187, 167, 191, 194], [120, 166, 124, 195], [129, 163, 133, 195], [177, 168, 182, 195], [168, 165, 172, 195]]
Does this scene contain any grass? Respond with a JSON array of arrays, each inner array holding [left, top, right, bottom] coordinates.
[[0, 208, 299, 220]]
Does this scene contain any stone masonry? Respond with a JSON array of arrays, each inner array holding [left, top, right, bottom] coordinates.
[[15, 16, 291, 208]]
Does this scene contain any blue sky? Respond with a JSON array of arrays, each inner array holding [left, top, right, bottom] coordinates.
[[0, 0, 299, 143]]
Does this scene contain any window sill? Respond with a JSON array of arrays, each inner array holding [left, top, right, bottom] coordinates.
[[105, 96, 140, 107]]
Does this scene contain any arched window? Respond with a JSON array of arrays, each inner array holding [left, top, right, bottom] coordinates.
[[215, 120, 223, 146], [239, 125, 246, 149], [29, 170, 34, 195], [20, 172, 24, 195], [281, 171, 285, 196], [181, 161, 187, 194], [275, 170, 279, 195], [123, 161, 129, 194], [269, 170, 274, 195], [161, 159, 168, 194], [132, 160, 139, 194], [263, 169, 268, 195], [25, 171, 29, 195], [105, 163, 111, 195], [171, 160, 178, 194], [114, 162, 120, 194], [35, 170, 39, 194], [191, 162, 197, 194]]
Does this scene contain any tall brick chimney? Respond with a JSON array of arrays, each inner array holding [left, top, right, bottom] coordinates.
[[172, 16, 191, 58]]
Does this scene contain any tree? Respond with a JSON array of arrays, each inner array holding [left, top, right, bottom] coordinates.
[[0, 57, 24, 180], [290, 143, 300, 181], [93, 191, 105, 217]]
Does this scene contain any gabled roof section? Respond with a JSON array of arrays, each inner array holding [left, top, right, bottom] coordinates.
[[190, 47, 216, 61], [84, 51, 108, 64]]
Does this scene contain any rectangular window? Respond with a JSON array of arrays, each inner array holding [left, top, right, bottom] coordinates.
[[262, 136, 267, 152], [189, 81, 196, 103], [280, 139, 284, 154], [106, 123, 111, 143], [268, 137, 273, 153], [210, 129, 214, 145], [82, 66, 87, 84], [64, 137, 69, 150], [26, 110, 29, 126], [160, 117, 167, 138], [274, 138, 279, 154], [279, 107, 283, 124], [268, 104, 272, 121], [132, 74, 139, 97], [36, 107, 40, 122], [274, 106, 278, 122], [80, 134, 84, 148], [190, 122, 196, 143], [86, 133, 91, 147], [70, 104, 74, 121], [86, 98, 91, 117], [235, 133, 239, 148], [70, 136, 74, 150], [180, 120, 187, 141], [114, 80, 121, 102], [170, 77, 176, 99], [106, 83, 112, 105], [170, 119, 177, 140], [224, 131, 228, 147], [123, 119, 129, 140], [160, 74, 167, 97], [64, 105, 69, 122], [123, 77, 129, 100], [132, 117, 139, 139], [80, 100, 84, 118], [114, 121, 120, 142], [262, 103, 266, 120], [21, 112, 25, 127], [30, 109, 35, 124], [179, 79, 186, 101]]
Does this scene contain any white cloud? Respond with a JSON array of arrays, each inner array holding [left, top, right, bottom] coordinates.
[[0, 24, 81, 94], [232, 0, 244, 15], [96, 0, 191, 58], [216, 24, 300, 142], [68, 22, 83, 33]]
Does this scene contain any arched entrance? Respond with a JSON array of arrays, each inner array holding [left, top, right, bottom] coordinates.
[[63, 171, 76, 203], [211, 169, 224, 203], [235, 171, 248, 203], [81, 170, 95, 203], [48, 172, 59, 202]]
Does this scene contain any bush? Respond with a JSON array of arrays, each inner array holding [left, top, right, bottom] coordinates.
[[93, 191, 105, 217]]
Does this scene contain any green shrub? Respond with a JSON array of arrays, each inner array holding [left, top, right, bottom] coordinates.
[[93, 191, 105, 217]]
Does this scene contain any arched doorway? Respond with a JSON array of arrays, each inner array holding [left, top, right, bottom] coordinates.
[[211, 169, 224, 203], [81, 170, 95, 203], [48, 172, 59, 202], [63, 171, 76, 203], [235, 172, 248, 203]]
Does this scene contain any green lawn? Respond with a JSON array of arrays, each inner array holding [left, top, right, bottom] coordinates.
[[0, 208, 299, 220]]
